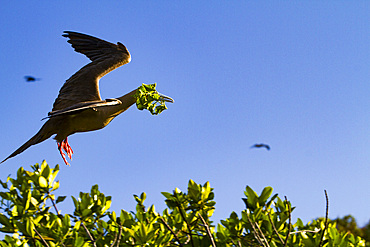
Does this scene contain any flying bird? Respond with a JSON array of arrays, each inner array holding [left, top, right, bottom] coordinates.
[[250, 143, 270, 150], [24, 76, 41, 82], [2, 31, 173, 166]]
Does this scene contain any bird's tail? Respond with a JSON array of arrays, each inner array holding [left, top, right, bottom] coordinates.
[[1, 122, 55, 164]]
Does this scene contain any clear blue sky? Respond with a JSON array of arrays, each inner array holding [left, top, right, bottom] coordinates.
[[0, 1, 369, 226]]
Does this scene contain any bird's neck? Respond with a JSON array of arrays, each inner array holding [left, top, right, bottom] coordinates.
[[117, 89, 138, 107], [110, 89, 138, 116]]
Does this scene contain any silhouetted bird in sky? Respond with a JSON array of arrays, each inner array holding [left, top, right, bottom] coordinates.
[[2, 31, 173, 166], [24, 76, 41, 82], [250, 143, 270, 150]]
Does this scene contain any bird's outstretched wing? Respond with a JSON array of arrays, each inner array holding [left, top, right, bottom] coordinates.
[[250, 143, 270, 150], [52, 31, 131, 111]]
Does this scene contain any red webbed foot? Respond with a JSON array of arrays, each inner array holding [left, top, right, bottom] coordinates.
[[57, 137, 74, 166]]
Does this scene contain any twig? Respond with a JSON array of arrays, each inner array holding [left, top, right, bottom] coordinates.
[[110, 225, 123, 247], [318, 190, 329, 247], [184, 234, 191, 245], [34, 228, 50, 247], [245, 211, 266, 247], [115, 225, 123, 247], [230, 239, 242, 247], [230, 239, 237, 246], [159, 216, 183, 247], [267, 212, 284, 244], [283, 197, 291, 247], [290, 229, 320, 234], [81, 221, 97, 247], [48, 193, 60, 216], [110, 229, 118, 247], [197, 213, 216, 247], [177, 204, 194, 247], [237, 240, 242, 247], [254, 222, 270, 247], [47, 194, 66, 247]]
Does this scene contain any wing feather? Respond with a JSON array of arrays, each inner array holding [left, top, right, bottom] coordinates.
[[43, 99, 122, 120], [52, 31, 131, 111]]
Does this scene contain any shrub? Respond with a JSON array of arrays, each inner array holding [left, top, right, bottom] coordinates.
[[0, 161, 366, 246]]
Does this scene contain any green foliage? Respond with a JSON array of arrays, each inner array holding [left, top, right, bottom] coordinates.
[[334, 215, 370, 246], [0, 161, 366, 246], [134, 83, 170, 115]]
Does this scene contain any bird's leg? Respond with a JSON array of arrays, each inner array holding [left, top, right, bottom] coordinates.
[[63, 137, 73, 159], [57, 137, 73, 166], [58, 142, 69, 166]]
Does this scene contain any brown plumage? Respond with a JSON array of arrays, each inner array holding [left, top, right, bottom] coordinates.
[[2, 31, 172, 165]]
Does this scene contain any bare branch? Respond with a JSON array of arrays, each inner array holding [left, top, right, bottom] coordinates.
[[318, 190, 329, 247], [197, 213, 216, 247]]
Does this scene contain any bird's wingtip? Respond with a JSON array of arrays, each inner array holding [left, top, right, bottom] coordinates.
[[62, 31, 71, 38], [62, 31, 78, 38]]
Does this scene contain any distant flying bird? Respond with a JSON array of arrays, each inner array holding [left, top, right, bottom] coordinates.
[[2, 31, 173, 166], [24, 76, 41, 82], [250, 143, 270, 150]]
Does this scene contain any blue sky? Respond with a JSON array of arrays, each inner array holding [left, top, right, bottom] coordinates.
[[0, 1, 369, 227]]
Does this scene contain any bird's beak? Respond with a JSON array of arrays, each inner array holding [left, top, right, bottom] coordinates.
[[158, 93, 174, 103]]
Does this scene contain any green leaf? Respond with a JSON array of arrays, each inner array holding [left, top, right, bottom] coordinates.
[[140, 192, 146, 201], [101, 199, 111, 214], [0, 180, 8, 189], [52, 181, 60, 191], [265, 193, 278, 209], [244, 186, 259, 209], [161, 192, 172, 199], [41, 164, 50, 179], [0, 214, 11, 228], [26, 218, 35, 238], [259, 186, 273, 205], [74, 236, 85, 247], [56, 196, 67, 204], [82, 209, 92, 217], [38, 176, 48, 188], [295, 218, 304, 228], [30, 196, 39, 207], [74, 221, 81, 231]]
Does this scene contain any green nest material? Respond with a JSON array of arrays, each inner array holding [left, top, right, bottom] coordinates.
[[134, 83, 172, 115]]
